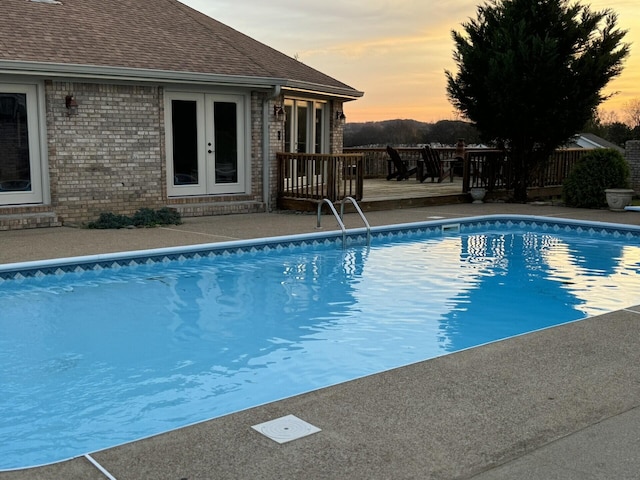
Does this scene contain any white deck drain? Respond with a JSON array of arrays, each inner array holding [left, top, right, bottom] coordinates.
[[251, 414, 321, 444]]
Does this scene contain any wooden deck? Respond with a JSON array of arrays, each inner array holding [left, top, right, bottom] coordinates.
[[362, 177, 464, 200], [279, 177, 471, 213]]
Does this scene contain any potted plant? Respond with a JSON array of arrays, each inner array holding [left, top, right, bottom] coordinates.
[[563, 148, 634, 211], [469, 187, 487, 203]]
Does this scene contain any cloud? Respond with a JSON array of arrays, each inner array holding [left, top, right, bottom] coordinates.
[[179, 0, 640, 122]]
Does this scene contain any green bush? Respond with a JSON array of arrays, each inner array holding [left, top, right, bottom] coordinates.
[[87, 212, 133, 229], [87, 208, 182, 229], [563, 148, 630, 208], [131, 207, 181, 227]]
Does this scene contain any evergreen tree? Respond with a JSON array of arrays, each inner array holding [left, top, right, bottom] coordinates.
[[446, 0, 629, 201]]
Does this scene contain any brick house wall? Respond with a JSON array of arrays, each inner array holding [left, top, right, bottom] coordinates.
[[2, 81, 348, 229], [331, 102, 345, 154], [44, 81, 269, 226], [46, 81, 165, 225]]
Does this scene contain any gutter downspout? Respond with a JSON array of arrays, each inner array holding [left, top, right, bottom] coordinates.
[[263, 85, 281, 212]]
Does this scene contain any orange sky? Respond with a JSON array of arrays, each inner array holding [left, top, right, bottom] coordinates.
[[182, 0, 640, 124]]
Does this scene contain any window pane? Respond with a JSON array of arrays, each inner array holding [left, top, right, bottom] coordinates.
[[171, 100, 198, 185], [315, 106, 323, 154], [284, 105, 293, 152], [214, 102, 238, 184], [296, 104, 307, 153], [0, 93, 31, 192]]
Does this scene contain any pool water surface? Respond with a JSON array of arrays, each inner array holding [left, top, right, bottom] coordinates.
[[1, 217, 640, 470]]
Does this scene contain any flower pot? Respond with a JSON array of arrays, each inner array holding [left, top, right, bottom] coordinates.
[[605, 188, 634, 211], [470, 187, 486, 204]]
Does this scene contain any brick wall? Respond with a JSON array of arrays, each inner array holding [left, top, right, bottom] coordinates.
[[46, 81, 164, 225], [625, 140, 640, 195], [331, 101, 345, 154], [267, 93, 285, 211], [5, 81, 345, 228]]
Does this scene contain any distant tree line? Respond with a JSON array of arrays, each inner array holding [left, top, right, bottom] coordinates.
[[345, 112, 640, 149], [344, 119, 481, 147], [583, 100, 640, 147]]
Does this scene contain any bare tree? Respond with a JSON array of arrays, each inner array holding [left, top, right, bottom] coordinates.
[[622, 98, 640, 128]]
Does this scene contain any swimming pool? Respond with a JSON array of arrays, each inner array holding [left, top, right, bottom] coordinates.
[[2, 215, 640, 470]]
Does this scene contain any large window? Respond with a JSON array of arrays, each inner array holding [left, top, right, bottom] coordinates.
[[165, 92, 246, 196], [0, 84, 43, 205]]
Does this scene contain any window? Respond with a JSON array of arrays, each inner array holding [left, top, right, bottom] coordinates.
[[283, 99, 327, 154], [165, 92, 247, 196], [0, 84, 43, 205]]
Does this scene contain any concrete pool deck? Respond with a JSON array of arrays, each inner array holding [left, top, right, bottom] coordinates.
[[1, 202, 640, 479]]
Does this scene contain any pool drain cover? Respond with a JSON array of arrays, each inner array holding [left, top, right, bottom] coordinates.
[[251, 414, 321, 444]]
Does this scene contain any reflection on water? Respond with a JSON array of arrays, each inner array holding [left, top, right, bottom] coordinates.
[[1, 229, 640, 469]]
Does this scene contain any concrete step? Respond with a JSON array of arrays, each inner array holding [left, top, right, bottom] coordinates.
[[169, 201, 265, 217], [0, 211, 62, 231]]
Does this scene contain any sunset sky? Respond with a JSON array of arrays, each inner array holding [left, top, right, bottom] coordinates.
[[181, 0, 640, 124]]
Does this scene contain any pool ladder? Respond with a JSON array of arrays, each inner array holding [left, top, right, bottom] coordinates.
[[317, 197, 371, 247]]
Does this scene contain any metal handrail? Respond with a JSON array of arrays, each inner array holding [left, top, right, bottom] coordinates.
[[317, 198, 346, 246], [340, 196, 371, 246]]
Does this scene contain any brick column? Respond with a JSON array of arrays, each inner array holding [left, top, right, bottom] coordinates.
[[625, 140, 640, 195]]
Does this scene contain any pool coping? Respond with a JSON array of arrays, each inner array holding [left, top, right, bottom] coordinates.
[[2, 214, 640, 283]]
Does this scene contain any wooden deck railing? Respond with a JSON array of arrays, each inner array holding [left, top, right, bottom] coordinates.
[[464, 148, 588, 191], [343, 147, 459, 178], [277, 152, 364, 202], [344, 147, 589, 192]]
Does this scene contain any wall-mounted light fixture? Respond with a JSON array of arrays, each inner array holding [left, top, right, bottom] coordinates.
[[65, 94, 78, 116], [336, 110, 346, 124], [273, 104, 285, 121]]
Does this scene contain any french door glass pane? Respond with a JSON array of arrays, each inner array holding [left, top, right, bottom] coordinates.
[[0, 93, 31, 192], [213, 102, 237, 184], [296, 104, 308, 153], [284, 104, 293, 152], [171, 100, 198, 185], [314, 107, 323, 154]]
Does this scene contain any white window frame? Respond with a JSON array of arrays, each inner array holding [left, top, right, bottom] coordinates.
[[284, 98, 328, 154], [0, 83, 46, 205], [164, 90, 249, 197]]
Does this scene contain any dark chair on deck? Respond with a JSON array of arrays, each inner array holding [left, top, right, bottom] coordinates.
[[386, 145, 417, 181], [418, 146, 442, 183]]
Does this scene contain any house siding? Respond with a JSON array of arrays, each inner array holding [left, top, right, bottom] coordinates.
[[41, 81, 269, 226], [46, 81, 165, 225], [1, 79, 348, 229]]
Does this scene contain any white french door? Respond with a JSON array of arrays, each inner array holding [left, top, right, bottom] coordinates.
[[0, 83, 43, 205], [165, 92, 246, 196], [284, 99, 327, 154]]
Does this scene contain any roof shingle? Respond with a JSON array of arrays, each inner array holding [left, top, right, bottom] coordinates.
[[0, 0, 361, 97]]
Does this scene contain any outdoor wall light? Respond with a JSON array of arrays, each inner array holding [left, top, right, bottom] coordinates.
[[273, 104, 285, 120], [336, 110, 346, 124], [65, 94, 78, 116]]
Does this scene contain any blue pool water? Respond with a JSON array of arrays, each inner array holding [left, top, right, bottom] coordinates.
[[2, 216, 640, 470]]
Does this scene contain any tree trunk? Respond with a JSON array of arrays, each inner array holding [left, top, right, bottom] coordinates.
[[510, 149, 530, 203]]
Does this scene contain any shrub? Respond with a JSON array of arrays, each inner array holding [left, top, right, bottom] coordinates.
[[563, 148, 630, 208], [131, 207, 181, 227], [87, 208, 182, 229], [87, 212, 133, 229]]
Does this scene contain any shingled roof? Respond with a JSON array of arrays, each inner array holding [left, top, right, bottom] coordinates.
[[0, 0, 362, 98]]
